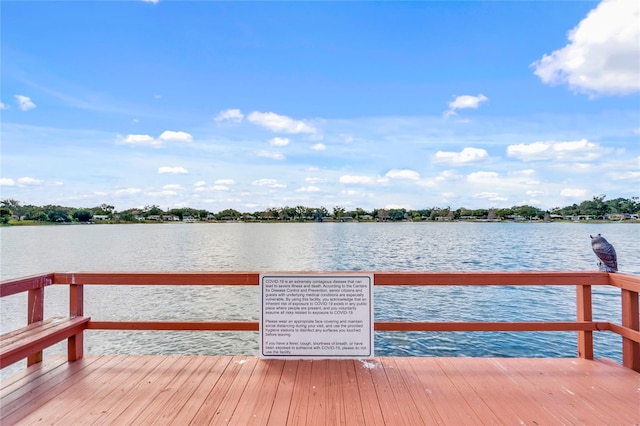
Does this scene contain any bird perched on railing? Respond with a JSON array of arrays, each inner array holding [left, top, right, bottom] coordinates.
[[590, 234, 617, 272]]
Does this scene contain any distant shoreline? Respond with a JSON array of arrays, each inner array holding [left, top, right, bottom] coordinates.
[[3, 219, 638, 227]]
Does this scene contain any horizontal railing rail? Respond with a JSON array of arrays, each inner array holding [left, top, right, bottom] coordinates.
[[1, 271, 638, 372]]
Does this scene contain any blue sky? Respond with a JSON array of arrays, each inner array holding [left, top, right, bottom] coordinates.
[[1, 0, 639, 213]]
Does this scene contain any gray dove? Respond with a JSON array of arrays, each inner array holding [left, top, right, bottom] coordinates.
[[590, 234, 617, 272]]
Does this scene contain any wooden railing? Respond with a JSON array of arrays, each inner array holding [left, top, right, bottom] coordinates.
[[1, 271, 639, 372]]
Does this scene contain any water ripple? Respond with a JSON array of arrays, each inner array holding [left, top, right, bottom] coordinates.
[[1, 221, 637, 380]]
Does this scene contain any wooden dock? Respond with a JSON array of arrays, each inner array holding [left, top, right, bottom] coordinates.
[[2, 271, 639, 424], [2, 354, 638, 425]]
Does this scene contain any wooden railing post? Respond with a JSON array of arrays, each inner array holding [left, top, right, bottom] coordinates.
[[621, 288, 639, 372], [27, 286, 45, 366], [576, 284, 593, 359], [68, 284, 85, 361]]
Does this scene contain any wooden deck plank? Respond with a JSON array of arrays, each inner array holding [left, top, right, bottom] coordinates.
[[403, 357, 477, 425], [512, 358, 606, 424], [545, 358, 640, 424], [190, 355, 256, 425], [165, 355, 232, 425], [364, 358, 399, 424], [393, 357, 444, 424], [266, 359, 298, 426], [1, 355, 638, 425], [71, 355, 166, 424], [307, 360, 329, 425], [352, 360, 386, 425], [149, 356, 227, 425], [211, 356, 259, 424], [109, 356, 201, 425], [129, 355, 207, 424], [12, 354, 134, 425], [229, 358, 285, 424], [325, 359, 344, 425], [286, 359, 313, 425], [494, 359, 591, 424], [455, 357, 564, 425], [0, 355, 67, 395], [485, 358, 577, 424], [435, 357, 501, 423], [336, 360, 367, 425], [1, 355, 108, 423], [378, 357, 431, 425], [88, 357, 173, 425]]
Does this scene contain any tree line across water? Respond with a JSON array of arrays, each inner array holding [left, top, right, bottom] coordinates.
[[1, 195, 638, 225]]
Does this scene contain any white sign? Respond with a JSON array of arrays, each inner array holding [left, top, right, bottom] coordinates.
[[260, 274, 374, 359]]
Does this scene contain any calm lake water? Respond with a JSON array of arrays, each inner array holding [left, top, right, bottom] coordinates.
[[1, 222, 638, 379]]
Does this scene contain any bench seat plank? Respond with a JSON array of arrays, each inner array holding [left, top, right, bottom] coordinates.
[[1, 317, 90, 369]]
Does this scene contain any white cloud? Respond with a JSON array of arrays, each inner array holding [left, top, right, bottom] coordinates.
[[532, 0, 640, 96], [15, 95, 36, 111], [305, 177, 327, 184], [444, 94, 488, 117], [340, 134, 355, 143], [560, 188, 589, 198], [195, 183, 229, 193], [0, 178, 16, 186], [384, 169, 420, 180], [215, 179, 236, 185], [608, 170, 640, 181], [148, 190, 177, 197], [253, 178, 277, 186], [434, 170, 463, 183], [270, 137, 290, 146], [159, 130, 193, 143], [507, 139, 602, 162], [247, 111, 316, 134], [473, 192, 508, 202], [115, 188, 142, 195], [526, 190, 547, 197], [296, 186, 321, 192], [340, 175, 373, 184], [215, 108, 244, 123], [158, 166, 188, 174], [385, 203, 412, 210], [507, 169, 540, 185], [17, 177, 44, 186], [194, 181, 206, 187], [434, 147, 489, 165], [256, 150, 285, 160], [0, 102, 8, 110], [162, 184, 182, 190], [311, 143, 326, 151], [467, 171, 499, 184], [118, 134, 160, 147], [252, 178, 286, 188]]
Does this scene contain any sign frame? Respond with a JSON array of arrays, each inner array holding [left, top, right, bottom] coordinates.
[[259, 273, 374, 359]]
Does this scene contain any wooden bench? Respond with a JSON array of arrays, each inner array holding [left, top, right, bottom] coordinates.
[[1, 316, 90, 369]]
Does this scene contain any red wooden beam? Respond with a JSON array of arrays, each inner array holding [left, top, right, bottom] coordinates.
[[53, 272, 260, 286], [0, 274, 53, 297], [88, 321, 259, 331]]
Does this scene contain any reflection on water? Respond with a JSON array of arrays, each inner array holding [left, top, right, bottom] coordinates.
[[1, 222, 638, 379]]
